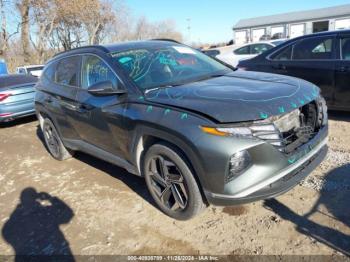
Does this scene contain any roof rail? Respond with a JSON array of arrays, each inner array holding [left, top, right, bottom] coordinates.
[[150, 38, 181, 44], [53, 45, 110, 58]]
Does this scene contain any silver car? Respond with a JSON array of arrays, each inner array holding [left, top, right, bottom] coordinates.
[[0, 75, 38, 123]]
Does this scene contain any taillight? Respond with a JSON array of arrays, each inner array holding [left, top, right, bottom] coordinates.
[[0, 93, 11, 102]]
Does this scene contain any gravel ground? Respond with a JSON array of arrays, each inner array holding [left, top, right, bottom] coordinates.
[[0, 113, 349, 257]]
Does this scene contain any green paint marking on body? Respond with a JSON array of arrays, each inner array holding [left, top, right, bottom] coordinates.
[[288, 157, 297, 164], [304, 95, 311, 101], [146, 105, 153, 113], [138, 96, 144, 100], [299, 99, 305, 105], [164, 109, 171, 115], [291, 102, 298, 108], [278, 106, 285, 113], [180, 113, 188, 120], [260, 112, 268, 119]]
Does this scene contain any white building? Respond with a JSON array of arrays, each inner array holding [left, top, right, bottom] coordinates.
[[233, 4, 350, 45]]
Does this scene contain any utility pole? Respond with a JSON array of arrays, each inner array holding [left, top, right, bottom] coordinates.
[[186, 18, 191, 44]]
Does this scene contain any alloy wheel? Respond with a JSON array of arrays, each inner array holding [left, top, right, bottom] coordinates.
[[147, 155, 188, 211], [43, 123, 60, 158]]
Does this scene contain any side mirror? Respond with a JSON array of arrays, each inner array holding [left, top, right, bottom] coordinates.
[[87, 81, 126, 96]]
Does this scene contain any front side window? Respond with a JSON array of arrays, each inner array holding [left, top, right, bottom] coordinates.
[[81, 56, 118, 89], [55, 56, 80, 86], [293, 36, 334, 60], [112, 45, 230, 90], [234, 46, 249, 55], [341, 37, 350, 60]]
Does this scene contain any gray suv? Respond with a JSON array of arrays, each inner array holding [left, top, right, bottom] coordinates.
[[35, 40, 328, 220]]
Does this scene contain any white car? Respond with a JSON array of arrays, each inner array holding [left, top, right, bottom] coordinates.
[[209, 40, 286, 67], [16, 65, 44, 77]]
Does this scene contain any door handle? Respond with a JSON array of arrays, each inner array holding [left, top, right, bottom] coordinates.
[[76, 104, 93, 113], [337, 66, 350, 73], [44, 96, 53, 103]]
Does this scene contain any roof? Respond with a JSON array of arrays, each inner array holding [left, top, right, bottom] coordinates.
[[234, 4, 350, 29], [52, 40, 182, 61], [0, 74, 38, 89]]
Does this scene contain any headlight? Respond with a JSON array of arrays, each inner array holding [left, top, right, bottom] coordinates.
[[201, 126, 252, 137], [227, 150, 252, 182], [201, 124, 276, 138]]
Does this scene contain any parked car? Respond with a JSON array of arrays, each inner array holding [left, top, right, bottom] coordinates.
[[16, 65, 44, 77], [212, 40, 286, 67], [35, 40, 328, 220], [0, 60, 8, 75], [259, 35, 271, 41], [202, 49, 221, 58], [237, 30, 350, 111], [0, 74, 38, 122]]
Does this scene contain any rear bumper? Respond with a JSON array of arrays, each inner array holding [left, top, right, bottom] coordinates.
[[205, 130, 328, 206], [0, 109, 35, 122]]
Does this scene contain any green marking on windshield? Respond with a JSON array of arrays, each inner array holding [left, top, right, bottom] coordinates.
[[299, 99, 305, 105], [180, 113, 188, 120], [164, 109, 171, 115], [291, 102, 297, 108], [278, 106, 285, 113], [118, 57, 132, 64], [146, 105, 153, 113]]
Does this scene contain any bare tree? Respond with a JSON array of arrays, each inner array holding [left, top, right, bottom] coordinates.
[[0, 0, 20, 58], [17, 0, 31, 63]]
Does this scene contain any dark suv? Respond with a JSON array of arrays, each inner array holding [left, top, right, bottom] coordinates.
[[238, 30, 350, 111], [35, 40, 328, 220]]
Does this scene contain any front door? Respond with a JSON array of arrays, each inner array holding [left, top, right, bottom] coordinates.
[[71, 54, 128, 157], [335, 34, 350, 110], [269, 35, 336, 106]]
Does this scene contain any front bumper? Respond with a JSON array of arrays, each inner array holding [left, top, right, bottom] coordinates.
[[204, 126, 328, 206]]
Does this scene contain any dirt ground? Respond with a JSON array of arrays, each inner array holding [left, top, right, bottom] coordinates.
[[0, 113, 350, 257]]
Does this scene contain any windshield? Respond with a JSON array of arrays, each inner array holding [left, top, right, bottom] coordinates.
[[111, 45, 231, 90]]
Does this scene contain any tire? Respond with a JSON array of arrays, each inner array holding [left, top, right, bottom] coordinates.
[[143, 143, 205, 220], [42, 118, 74, 161]]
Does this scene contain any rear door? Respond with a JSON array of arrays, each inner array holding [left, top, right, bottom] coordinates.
[[72, 54, 127, 157], [334, 34, 350, 110], [41, 56, 81, 140], [268, 35, 336, 106]]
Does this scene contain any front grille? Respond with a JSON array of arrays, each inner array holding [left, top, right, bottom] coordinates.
[[252, 99, 325, 154]]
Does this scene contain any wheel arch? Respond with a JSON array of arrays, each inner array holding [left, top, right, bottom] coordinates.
[[132, 127, 209, 205]]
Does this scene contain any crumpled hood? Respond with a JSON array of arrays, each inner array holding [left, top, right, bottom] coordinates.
[[145, 71, 320, 123]]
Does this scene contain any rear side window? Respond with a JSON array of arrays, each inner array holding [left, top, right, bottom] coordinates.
[[81, 55, 118, 89], [250, 44, 273, 54], [293, 36, 334, 60], [341, 37, 350, 60], [55, 56, 80, 86], [234, 46, 249, 55]]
